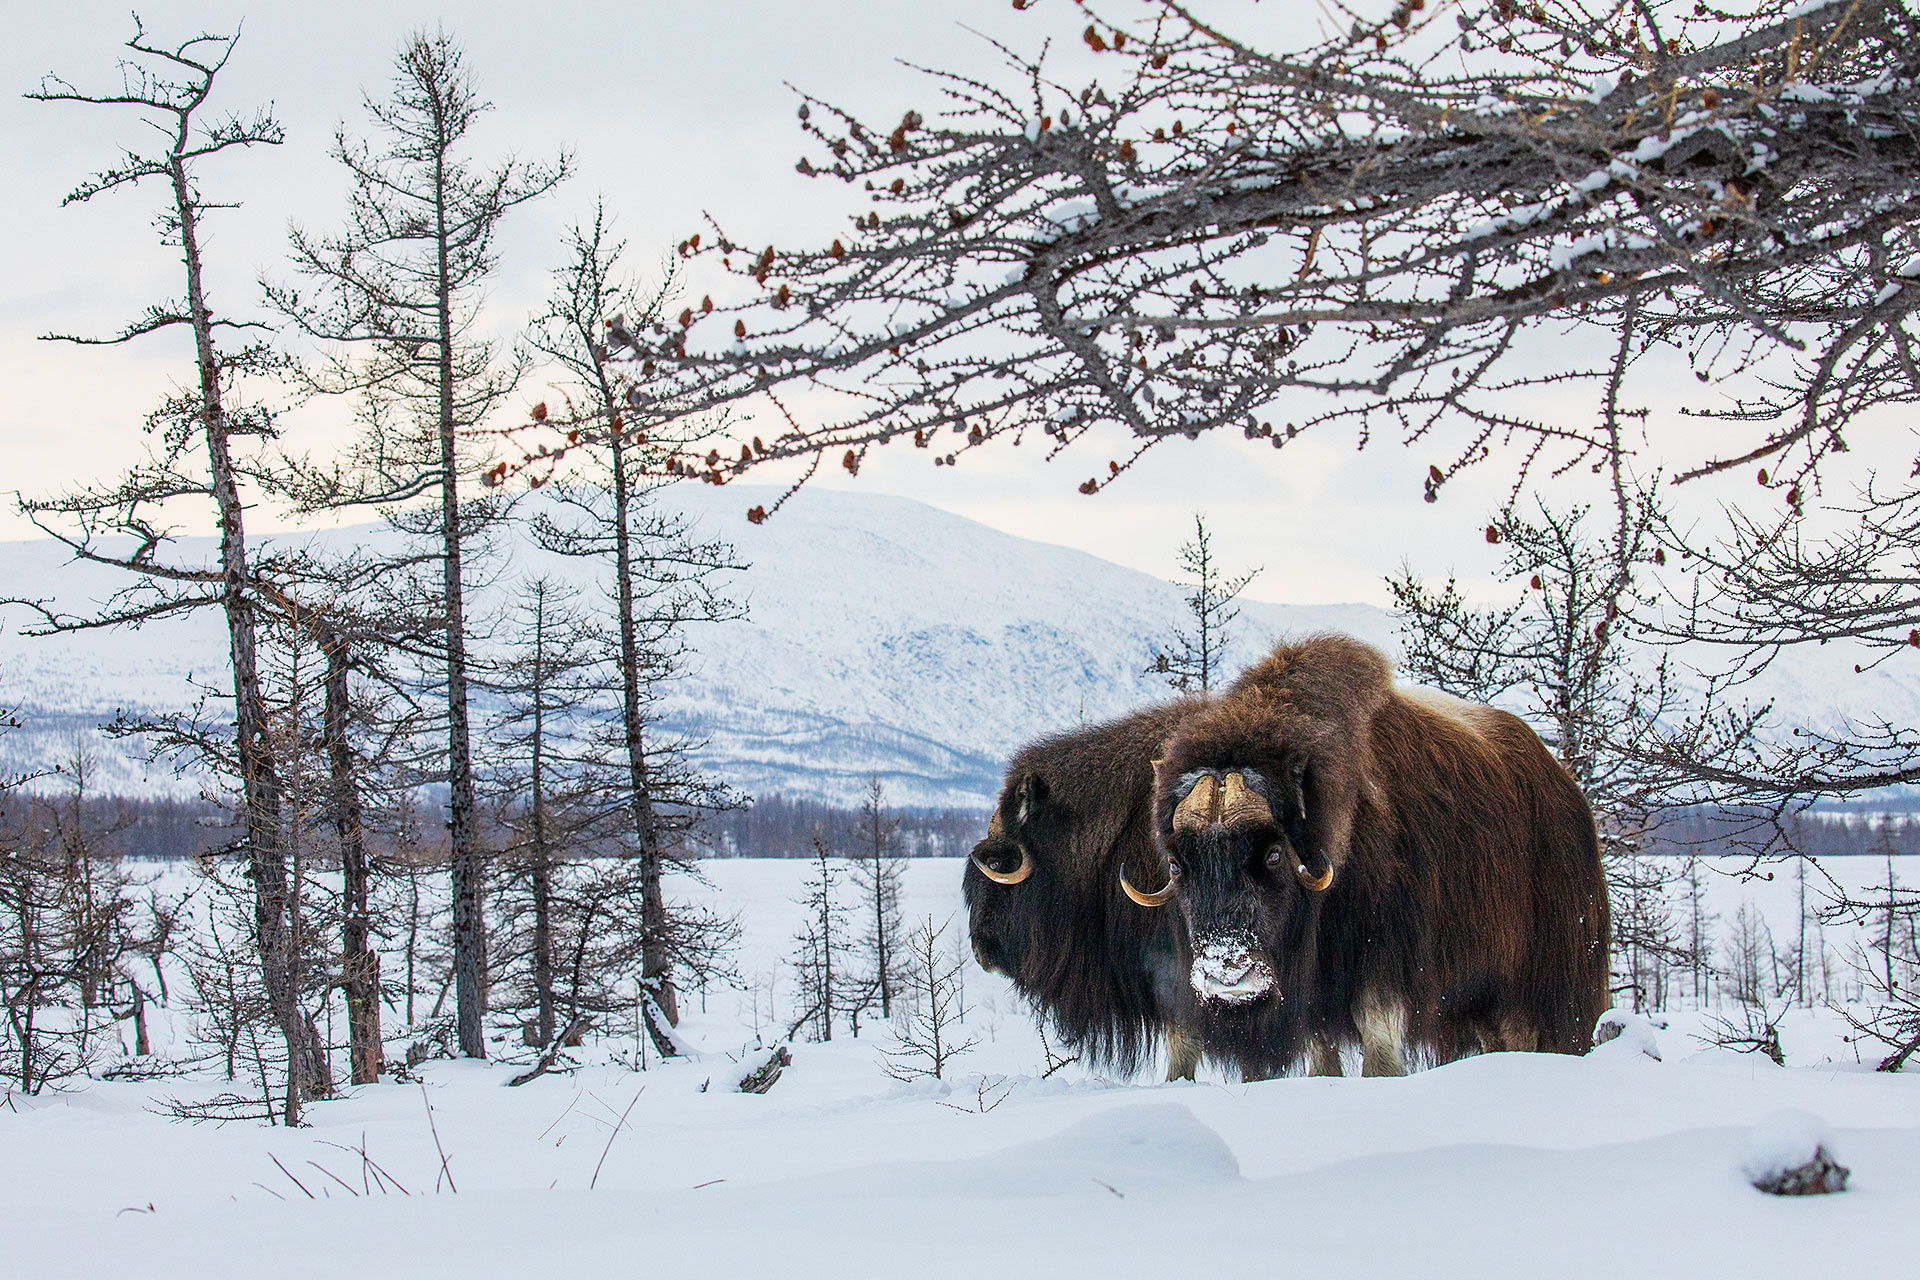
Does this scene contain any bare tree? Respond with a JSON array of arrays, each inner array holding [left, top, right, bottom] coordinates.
[[846, 774, 906, 1027], [269, 28, 568, 1058], [1148, 514, 1258, 695], [520, 204, 745, 1050], [787, 831, 850, 1042], [1823, 820, 1920, 1070], [882, 915, 978, 1082], [1722, 899, 1778, 1006], [12, 19, 333, 1121], [484, 577, 607, 1052]]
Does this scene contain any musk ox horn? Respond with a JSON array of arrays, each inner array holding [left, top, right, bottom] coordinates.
[[1295, 859, 1334, 893], [972, 809, 1033, 884], [1171, 774, 1221, 832], [973, 845, 1033, 885], [1121, 867, 1177, 907], [1219, 771, 1274, 828]]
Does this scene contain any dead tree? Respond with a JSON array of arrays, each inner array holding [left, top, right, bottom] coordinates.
[[268, 29, 568, 1059], [519, 205, 745, 1050], [13, 19, 327, 1122], [1148, 514, 1258, 695]]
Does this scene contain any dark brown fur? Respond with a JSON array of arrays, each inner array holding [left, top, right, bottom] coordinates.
[[964, 702, 1205, 1076], [1153, 634, 1610, 1078]]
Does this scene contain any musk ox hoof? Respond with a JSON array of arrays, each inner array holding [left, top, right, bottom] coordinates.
[[1190, 937, 1274, 1004], [1742, 1110, 1849, 1196]]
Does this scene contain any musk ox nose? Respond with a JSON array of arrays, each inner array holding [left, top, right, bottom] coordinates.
[[1190, 934, 1274, 1004]]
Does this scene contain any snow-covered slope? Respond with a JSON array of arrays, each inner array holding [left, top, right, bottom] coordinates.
[[2, 484, 1914, 807], [0, 487, 1389, 806]]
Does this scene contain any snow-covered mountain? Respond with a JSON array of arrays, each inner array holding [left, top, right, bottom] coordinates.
[[1, 485, 1913, 808]]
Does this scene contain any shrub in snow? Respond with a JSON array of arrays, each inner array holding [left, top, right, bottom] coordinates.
[[1590, 1007, 1662, 1061], [1740, 1110, 1849, 1196]]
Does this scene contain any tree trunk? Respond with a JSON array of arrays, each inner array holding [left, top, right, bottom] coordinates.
[[530, 592, 555, 1050], [435, 141, 487, 1061], [608, 426, 680, 1044], [322, 624, 383, 1085], [173, 155, 318, 1124]]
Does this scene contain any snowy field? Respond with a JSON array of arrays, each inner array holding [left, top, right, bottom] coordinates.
[[4, 856, 1918, 1279]]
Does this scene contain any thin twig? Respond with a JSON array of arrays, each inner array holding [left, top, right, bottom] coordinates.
[[268, 1153, 315, 1200], [589, 1088, 645, 1190], [420, 1082, 457, 1194]]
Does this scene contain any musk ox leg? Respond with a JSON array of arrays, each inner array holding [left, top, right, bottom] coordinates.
[[1307, 1035, 1344, 1077], [1357, 990, 1409, 1078], [1497, 1014, 1538, 1053], [1165, 1024, 1201, 1082]]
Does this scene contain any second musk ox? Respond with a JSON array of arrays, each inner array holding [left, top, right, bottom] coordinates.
[[1130, 634, 1609, 1078], [964, 702, 1206, 1080]]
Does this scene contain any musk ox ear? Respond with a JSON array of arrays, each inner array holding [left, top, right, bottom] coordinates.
[[1274, 757, 1321, 879], [1013, 772, 1049, 827]]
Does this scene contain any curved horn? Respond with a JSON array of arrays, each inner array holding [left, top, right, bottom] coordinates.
[[972, 845, 1033, 886], [1121, 868, 1178, 907], [1171, 774, 1221, 833], [1295, 859, 1334, 893]]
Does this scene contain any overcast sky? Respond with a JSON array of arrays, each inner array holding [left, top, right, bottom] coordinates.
[[2, 1, 1794, 607]]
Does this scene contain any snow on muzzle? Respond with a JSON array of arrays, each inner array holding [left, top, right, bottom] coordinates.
[[1189, 931, 1274, 1004]]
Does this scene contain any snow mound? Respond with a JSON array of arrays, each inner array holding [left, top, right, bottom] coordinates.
[[1591, 1007, 1663, 1062], [822, 1102, 1241, 1201], [1740, 1109, 1850, 1195]]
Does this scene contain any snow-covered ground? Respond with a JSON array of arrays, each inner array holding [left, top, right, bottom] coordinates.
[[4, 856, 1917, 1279]]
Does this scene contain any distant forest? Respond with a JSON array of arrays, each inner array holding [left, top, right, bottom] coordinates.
[[4, 791, 986, 861], [11, 791, 1920, 863]]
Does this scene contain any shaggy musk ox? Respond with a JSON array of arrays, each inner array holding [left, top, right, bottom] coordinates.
[[1132, 634, 1609, 1078], [964, 702, 1207, 1080]]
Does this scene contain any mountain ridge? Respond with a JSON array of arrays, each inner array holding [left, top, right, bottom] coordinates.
[[1, 485, 1912, 809]]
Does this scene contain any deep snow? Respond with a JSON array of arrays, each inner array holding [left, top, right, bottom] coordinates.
[[3, 855, 1917, 1279]]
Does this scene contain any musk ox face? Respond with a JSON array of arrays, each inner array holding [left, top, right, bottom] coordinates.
[[963, 772, 1061, 979], [1153, 758, 1334, 1007]]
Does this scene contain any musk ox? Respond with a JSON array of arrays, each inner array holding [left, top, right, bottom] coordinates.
[[964, 701, 1207, 1080], [1128, 634, 1609, 1079]]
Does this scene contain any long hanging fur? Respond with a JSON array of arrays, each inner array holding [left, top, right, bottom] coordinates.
[[963, 701, 1204, 1075], [1153, 634, 1611, 1077]]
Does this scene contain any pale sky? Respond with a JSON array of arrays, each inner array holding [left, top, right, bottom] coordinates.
[[0, 1, 1800, 607]]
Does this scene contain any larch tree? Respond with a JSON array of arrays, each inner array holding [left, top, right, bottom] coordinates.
[[846, 773, 905, 1026], [12, 19, 334, 1122], [531, 1, 1918, 500], [788, 832, 850, 1043], [519, 204, 746, 1050], [484, 576, 607, 1052], [269, 28, 569, 1059], [1148, 514, 1258, 696]]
